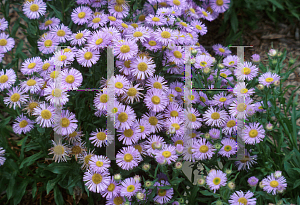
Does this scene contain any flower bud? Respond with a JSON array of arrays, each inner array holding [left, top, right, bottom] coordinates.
[[203, 67, 211, 74], [176, 144, 184, 155], [277, 51, 283, 57], [256, 83, 264, 90], [227, 181, 235, 190], [154, 141, 162, 150], [225, 169, 232, 175], [190, 57, 196, 64], [191, 49, 198, 56], [266, 122, 273, 131], [271, 59, 278, 65], [273, 80, 280, 86], [274, 170, 282, 178], [214, 143, 221, 150], [268, 49, 277, 57], [204, 133, 210, 140], [259, 181, 265, 189], [217, 63, 224, 69], [168, 126, 176, 134], [136, 192, 145, 200], [175, 161, 182, 169], [134, 175, 141, 182], [142, 163, 151, 171], [145, 180, 153, 188], [197, 177, 206, 186], [113, 173, 122, 182], [289, 58, 296, 65], [215, 199, 223, 205]]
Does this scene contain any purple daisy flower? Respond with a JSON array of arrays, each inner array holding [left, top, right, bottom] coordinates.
[[145, 14, 167, 27], [155, 144, 178, 165], [166, 46, 185, 66], [89, 155, 111, 173], [243, 122, 265, 145], [89, 128, 114, 148], [247, 176, 259, 187], [233, 82, 255, 98], [261, 173, 287, 195], [114, 39, 138, 61], [184, 107, 202, 129], [61, 68, 83, 90], [229, 96, 254, 119], [194, 54, 214, 69], [87, 30, 112, 51], [50, 24, 72, 43], [40, 58, 55, 78], [53, 109, 78, 136], [135, 118, 151, 140], [33, 102, 55, 128], [76, 47, 100, 67], [218, 138, 238, 158], [164, 103, 184, 119], [0, 32, 15, 53], [0, 147, 5, 166], [12, 113, 34, 135], [39, 17, 60, 30], [211, 92, 234, 108], [222, 116, 237, 136], [143, 36, 162, 52], [144, 135, 166, 156], [117, 123, 141, 145], [38, 33, 59, 54], [191, 20, 207, 35], [3, 86, 29, 110], [141, 111, 164, 134], [88, 14, 109, 29], [258, 71, 280, 88], [251, 54, 260, 63], [234, 61, 259, 81], [116, 146, 142, 171], [69, 29, 91, 46], [107, 74, 130, 96], [192, 138, 216, 160], [125, 26, 150, 43], [20, 76, 44, 94], [210, 0, 230, 13], [145, 75, 169, 92], [206, 169, 227, 193], [23, 0, 46, 19], [144, 88, 168, 113], [21, 56, 43, 75], [71, 6, 93, 25], [83, 169, 110, 193], [0, 68, 16, 91], [100, 177, 121, 200], [108, 3, 129, 19], [120, 177, 142, 199], [234, 149, 257, 171], [203, 106, 228, 127], [154, 180, 174, 204], [115, 105, 136, 130], [0, 18, 8, 31], [228, 190, 256, 205], [44, 82, 69, 106], [121, 83, 144, 104], [212, 44, 231, 57], [209, 128, 221, 139], [223, 55, 240, 68], [107, 195, 126, 205], [154, 27, 176, 46]]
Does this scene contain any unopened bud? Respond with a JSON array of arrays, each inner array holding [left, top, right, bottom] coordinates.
[[134, 175, 141, 182], [113, 173, 122, 182], [136, 192, 145, 200], [274, 171, 282, 178], [273, 80, 280, 86], [142, 163, 151, 171], [256, 84, 264, 90], [175, 162, 182, 169], [266, 122, 273, 131], [203, 67, 211, 74]]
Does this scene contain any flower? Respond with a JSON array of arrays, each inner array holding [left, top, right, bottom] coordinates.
[[100, 177, 121, 199], [184, 107, 202, 129], [89, 155, 111, 173], [22, 0, 46, 19], [218, 138, 238, 158], [48, 140, 70, 163], [61, 68, 83, 90], [0, 147, 5, 166], [247, 176, 259, 187], [154, 27, 176, 46], [212, 44, 231, 57], [115, 105, 137, 130], [116, 146, 142, 170], [125, 26, 150, 43], [0, 18, 8, 31], [121, 83, 144, 104], [234, 62, 259, 81], [0, 32, 15, 53], [87, 30, 112, 51], [243, 122, 265, 145], [53, 109, 78, 136], [117, 123, 141, 145], [192, 138, 216, 160], [261, 173, 287, 195], [228, 190, 256, 205], [154, 180, 174, 204], [210, 0, 230, 13], [20, 77, 44, 94], [114, 39, 139, 61], [88, 14, 109, 29], [64, 130, 84, 143], [83, 169, 110, 193], [38, 33, 59, 54], [268, 49, 277, 57], [51, 24, 72, 43], [222, 116, 237, 135], [145, 14, 167, 27], [12, 113, 34, 135], [274, 171, 282, 178], [194, 54, 214, 69], [69, 29, 91, 46], [71, 6, 93, 25], [142, 111, 165, 133], [22, 97, 40, 116], [21, 56, 43, 75], [0, 68, 16, 91], [39, 17, 60, 30], [191, 20, 207, 35], [234, 149, 257, 171], [131, 56, 156, 80], [144, 135, 166, 156], [33, 102, 55, 128], [251, 54, 260, 63], [76, 47, 100, 67], [209, 128, 220, 139], [155, 144, 178, 165], [89, 128, 114, 148], [3, 86, 29, 110], [203, 106, 228, 127], [120, 177, 142, 199], [206, 170, 227, 193], [229, 96, 254, 119], [144, 88, 168, 113], [258, 71, 280, 88], [233, 82, 255, 98], [223, 55, 240, 68], [44, 82, 69, 106]]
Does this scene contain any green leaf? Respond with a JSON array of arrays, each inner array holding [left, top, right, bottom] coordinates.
[[7, 177, 15, 200], [293, 179, 300, 189], [230, 11, 238, 33], [157, 185, 172, 189], [13, 179, 29, 205], [268, 0, 284, 10], [47, 175, 62, 195], [19, 151, 44, 169], [47, 3, 63, 21], [32, 181, 37, 198], [47, 163, 72, 174], [200, 190, 219, 197], [11, 19, 20, 37], [54, 186, 64, 205]]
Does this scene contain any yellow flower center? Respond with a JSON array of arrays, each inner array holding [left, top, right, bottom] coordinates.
[[60, 55, 67, 61], [92, 17, 101, 23], [187, 147, 194, 154], [175, 87, 182, 92], [41, 110, 52, 119], [65, 75, 75, 84], [45, 20, 53, 26], [124, 153, 133, 162], [200, 96, 206, 102], [134, 144, 142, 153], [97, 132, 106, 140], [84, 154, 92, 164], [220, 73, 227, 78], [84, 52, 93, 60], [139, 125, 144, 132], [162, 151, 171, 158], [113, 196, 123, 205], [42, 63, 50, 70], [200, 61, 207, 67], [51, 88, 62, 97], [240, 155, 250, 163], [30, 4, 39, 12], [219, 97, 226, 102], [237, 103, 247, 112], [53, 145, 64, 155], [249, 129, 258, 138], [190, 8, 196, 13], [202, 11, 208, 17], [69, 131, 77, 138], [190, 133, 196, 138], [29, 102, 38, 110], [137, 62, 148, 71], [115, 82, 123, 89], [120, 45, 130, 53], [60, 117, 70, 128], [108, 16, 116, 21], [188, 113, 196, 122], [10, 93, 20, 102], [180, 22, 187, 27], [173, 0, 181, 5], [153, 82, 162, 89], [243, 67, 251, 75], [0, 75, 8, 83], [170, 111, 178, 117], [133, 31, 143, 37], [152, 17, 160, 22], [237, 197, 247, 205], [96, 161, 103, 167], [44, 40, 52, 47], [57, 30, 65, 37], [118, 112, 128, 122], [172, 123, 180, 130], [224, 145, 232, 151], [173, 51, 182, 58], [75, 33, 83, 39], [218, 48, 225, 53], [226, 120, 236, 128], [96, 38, 103, 45], [161, 31, 171, 39], [107, 183, 115, 192], [229, 61, 235, 65], [151, 96, 160, 104], [270, 180, 279, 188], [211, 112, 220, 120], [139, 15, 145, 21], [158, 189, 167, 196], [199, 145, 209, 153], [124, 129, 133, 137], [266, 77, 274, 83], [216, 0, 224, 6], [100, 94, 108, 103], [175, 140, 183, 146], [148, 40, 157, 46], [213, 177, 221, 185], [131, 23, 138, 28], [127, 87, 137, 96], [92, 173, 102, 184], [240, 88, 248, 94], [0, 39, 7, 46], [78, 12, 86, 19], [195, 25, 202, 30], [28, 63, 36, 69], [19, 120, 28, 128], [123, 60, 131, 68], [71, 146, 82, 154], [149, 116, 158, 125]]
